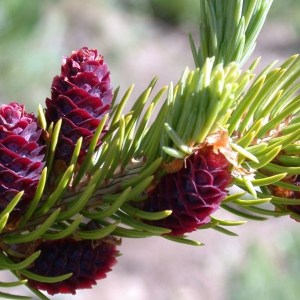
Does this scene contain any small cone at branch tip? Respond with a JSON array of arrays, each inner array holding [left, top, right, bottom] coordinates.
[[26, 236, 120, 295], [45, 47, 113, 163], [143, 146, 232, 235], [269, 176, 300, 219], [263, 146, 300, 220], [0, 102, 45, 215]]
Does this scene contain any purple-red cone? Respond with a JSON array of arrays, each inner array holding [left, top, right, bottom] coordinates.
[[45, 47, 113, 163], [27, 237, 118, 295], [0, 102, 45, 213], [143, 146, 232, 235]]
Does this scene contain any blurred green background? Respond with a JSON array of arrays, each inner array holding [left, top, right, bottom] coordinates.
[[1, 0, 299, 111], [0, 1, 300, 299]]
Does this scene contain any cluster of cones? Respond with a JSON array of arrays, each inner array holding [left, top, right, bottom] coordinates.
[[0, 48, 236, 295]]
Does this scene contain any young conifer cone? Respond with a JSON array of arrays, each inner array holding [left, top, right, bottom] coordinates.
[[143, 146, 232, 235], [45, 47, 113, 163], [0, 102, 45, 213], [27, 237, 119, 295], [269, 176, 300, 218]]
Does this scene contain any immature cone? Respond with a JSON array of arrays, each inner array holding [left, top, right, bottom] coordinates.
[[27, 237, 119, 295], [143, 146, 232, 235], [262, 147, 300, 220], [45, 47, 113, 163], [0, 102, 45, 213], [269, 176, 300, 218]]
